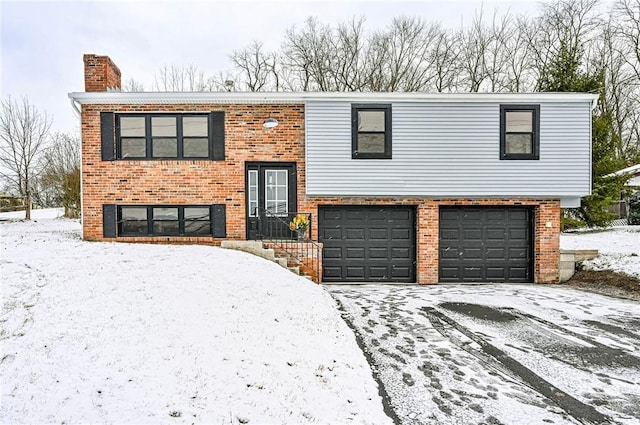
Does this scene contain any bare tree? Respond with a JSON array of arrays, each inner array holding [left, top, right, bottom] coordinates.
[[153, 64, 213, 91], [37, 133, 81, 218], [230, 41, 281, 91], [123, 77, 144, 92], [0, 96, 51, 219]]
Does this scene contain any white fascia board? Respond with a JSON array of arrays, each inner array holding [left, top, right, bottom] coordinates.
[[68, 91, 600, 105]]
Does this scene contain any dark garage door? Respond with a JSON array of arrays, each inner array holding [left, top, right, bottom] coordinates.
[[319, 206, 416, 282], [439, 207, 533, 283]]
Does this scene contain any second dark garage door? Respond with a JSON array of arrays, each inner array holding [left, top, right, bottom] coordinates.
[[319, 206, 416, 282], [439, 207, 534, 283]]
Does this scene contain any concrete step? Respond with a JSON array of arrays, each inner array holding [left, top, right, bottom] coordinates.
[[287, 266, 300, 275], [221, 240, 276, 261], [559, 249, 599, 282], [221, 240, 314, 281]]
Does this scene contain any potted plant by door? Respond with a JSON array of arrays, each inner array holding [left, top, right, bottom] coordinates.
[[289, 213, 310, 240]]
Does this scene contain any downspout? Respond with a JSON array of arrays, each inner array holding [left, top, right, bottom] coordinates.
[[70, 96, 84, 239]]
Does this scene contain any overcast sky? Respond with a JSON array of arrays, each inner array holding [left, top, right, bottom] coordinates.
[[1, 0, 539, 135]]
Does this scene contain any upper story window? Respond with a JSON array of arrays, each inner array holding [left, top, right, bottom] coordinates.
[[500, 105, 540, 160], [118, 114, 211, 159], [100, 111, 224, 161], [351, 104, 392, 159]]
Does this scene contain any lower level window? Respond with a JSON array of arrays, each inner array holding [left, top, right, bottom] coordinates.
[[119, 205, 212, 236]]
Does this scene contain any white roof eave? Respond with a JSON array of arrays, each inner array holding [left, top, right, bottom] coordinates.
[[68, 91, 600, 105]]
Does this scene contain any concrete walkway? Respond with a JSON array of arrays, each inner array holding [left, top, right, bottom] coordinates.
[[328, 284, 640, 425]]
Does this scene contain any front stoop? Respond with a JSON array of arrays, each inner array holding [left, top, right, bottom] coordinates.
[[560, 249, 599, 282], [221, 240, 313, 280]]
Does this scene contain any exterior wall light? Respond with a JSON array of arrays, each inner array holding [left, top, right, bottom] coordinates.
[[263, 117, 279, 128]]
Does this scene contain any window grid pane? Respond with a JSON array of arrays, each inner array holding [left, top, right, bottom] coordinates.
[[120, 117, 145, 137], [183, 138, 209, 157], [183, 116, 208, 137], [265, 170, 288, 215], [248, 170, 258, 217], [152, 138, 178, 158], [118, 206, 214, 237], [121, 138, 146, 158], [151, 116, 177, 137]]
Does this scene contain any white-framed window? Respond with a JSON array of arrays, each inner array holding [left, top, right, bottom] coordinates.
[[265, 169, 288, 215], [248, 170, 258, 217]]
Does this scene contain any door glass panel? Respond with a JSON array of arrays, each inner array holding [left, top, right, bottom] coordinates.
[[248, 170, 258, 217], [265, 169, 288, 215]]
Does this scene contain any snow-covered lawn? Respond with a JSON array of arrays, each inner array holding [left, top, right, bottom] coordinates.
[[0, 210, 391, 424], [560, 226, 640, 279]]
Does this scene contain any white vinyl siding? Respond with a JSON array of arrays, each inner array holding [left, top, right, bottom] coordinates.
[[305, 101, 592, 197]]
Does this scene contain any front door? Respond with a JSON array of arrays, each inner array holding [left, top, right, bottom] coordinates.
[[246, 162, 297, 240]]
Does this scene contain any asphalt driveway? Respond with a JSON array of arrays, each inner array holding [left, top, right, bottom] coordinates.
[[327, 284, 640, 425]]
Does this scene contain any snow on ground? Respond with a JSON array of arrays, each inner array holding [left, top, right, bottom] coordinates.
[[560, 226, 640, 279], [0, 210, 392, 425]]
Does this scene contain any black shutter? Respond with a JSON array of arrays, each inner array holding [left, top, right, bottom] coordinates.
[[103, 204, 117, 238], [101, 112, 115, 161], [212, 204, 226, 237], [210, 111, 225, 160]]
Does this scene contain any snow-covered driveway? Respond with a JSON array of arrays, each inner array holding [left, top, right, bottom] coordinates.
[[329, 284, 640, 425]]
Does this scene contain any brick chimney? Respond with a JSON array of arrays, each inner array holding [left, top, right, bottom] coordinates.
[[83, 54, 121, 92]]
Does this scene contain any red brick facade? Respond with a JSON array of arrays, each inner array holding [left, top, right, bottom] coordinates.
[[79, 56, 561, 285]]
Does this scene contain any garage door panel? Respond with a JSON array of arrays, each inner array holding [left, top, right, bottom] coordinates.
[[322, 228, 342, 240], [392, 247, 412, 259], [440, 229, 459, 240], [323, 247, 342, 259], [392, 209, 411, 220], [486, 228, 506, 240], [345, 210, 364, 220], [320, 206, 416, 282], [369, 247, 389, 259], [509, 228, 528, 240], [346, 266, 365, 279], [463, 210, 483, 220], [486, 267, 506, 279], [391, 228, 411, 240], [369, 266, 389, 279], [345, 228, 365, 240], [369, 228, 389, 240], [486, 210, 506, 221], [509, 267, 529, 279], [346, 247, 365, 259], [463, 229, 482, 240], [323, 266, 343, 278], [509, 247, 528, 259], [509, 209, 528, 220], [440, 247, 459, 259], [440, 212, 460, 223], [463, 248, 483, 259], [391, 266, 411, 279], [463, 267, 483, 279], [486, 247, 506, 259], [439, 207, 533, 283]]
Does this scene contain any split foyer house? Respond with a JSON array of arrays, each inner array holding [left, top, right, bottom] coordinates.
[[69, 54, 597, 284]]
